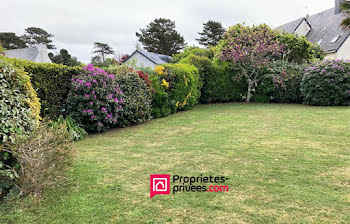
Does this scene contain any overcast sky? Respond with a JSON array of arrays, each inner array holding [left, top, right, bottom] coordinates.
[[1, 0, 334, 63]]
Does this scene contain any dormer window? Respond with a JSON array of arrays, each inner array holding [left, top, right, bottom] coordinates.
[[331, 35, 340, 44]]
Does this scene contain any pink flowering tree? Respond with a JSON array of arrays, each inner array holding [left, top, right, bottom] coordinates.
[[67, 64, 123, 132], [220, 24, 286, 102]]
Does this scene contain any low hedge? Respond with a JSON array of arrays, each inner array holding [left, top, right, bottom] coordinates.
[[1, 56, 83, 119], [301, 60, 350, 106]]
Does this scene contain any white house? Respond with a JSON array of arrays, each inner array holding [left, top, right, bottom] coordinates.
[[124, 50, 172, 69], [5, 44, 52, 63], [277, 0, 350, 60]]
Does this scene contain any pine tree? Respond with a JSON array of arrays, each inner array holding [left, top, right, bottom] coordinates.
[[136, 18, 186, 55], [21, 27, 55, 49], [196, 21, 225, 47]]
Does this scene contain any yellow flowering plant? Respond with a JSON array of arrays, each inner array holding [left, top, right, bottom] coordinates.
[[155, 65, 165, 75], [161, 78, 169, 88]]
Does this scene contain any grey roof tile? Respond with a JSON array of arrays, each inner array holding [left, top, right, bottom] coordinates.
[[129, 50, 172, 64], [277, 8, 350, 53], [5, 47, 39, 61]]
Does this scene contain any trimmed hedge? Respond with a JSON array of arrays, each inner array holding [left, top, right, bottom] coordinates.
[[114, 67, 153, 127], [157, 64, 201, 112], [139, 67, 173, 119], [180, 55, 246, 103], [1, 56, 83, 119], [301, 60, 350, 106]]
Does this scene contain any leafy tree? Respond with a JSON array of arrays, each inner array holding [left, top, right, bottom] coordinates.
[[91, 55, 102, 65], [219, 24, 285, 102], [21, 27, 55, 49], [341, 1, 350, 28], [136, 18, 186, 55], [196, 21, 225, 47], [92, 42, 115, 63], [173, 46, 216, 62], [277, 32, 325, 63], [91, 56, 118, 67], [0, 32, 27, 49], [49, 49, 82, 66]]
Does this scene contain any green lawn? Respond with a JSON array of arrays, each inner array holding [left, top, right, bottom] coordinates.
[[1, 103, 350, 223]]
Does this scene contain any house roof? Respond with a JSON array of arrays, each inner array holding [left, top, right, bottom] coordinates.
[[5, 44, 52, 63], [126, 50, 172, 64], [277, 8, 350, 53], [5, 46, 40, 61]]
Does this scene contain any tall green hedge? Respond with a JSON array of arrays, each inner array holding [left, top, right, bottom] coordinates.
[[161, 63, 201, 112], [114, 68, 153, 127], [180, 55, 246, 103], [1, 56, 83, 119]]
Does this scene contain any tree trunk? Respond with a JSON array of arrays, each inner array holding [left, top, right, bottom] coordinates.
[[246, 80, 253, 103]]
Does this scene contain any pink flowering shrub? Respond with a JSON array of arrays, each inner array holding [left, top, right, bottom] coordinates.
[[219, 24, 286, 102], [67, 64, 123, 132], [301, 60, 350, 106]]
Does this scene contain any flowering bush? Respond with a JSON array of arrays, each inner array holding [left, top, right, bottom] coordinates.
[[254, 60, 305, 103], [155, 65, 165, 75], [67, 64, 123, 132], [219, 24, 286, 102], [301, 60, 350, 106], [136, 70, 152, 87], [140, 67, 173, 118], [161, 63, 201, 111]]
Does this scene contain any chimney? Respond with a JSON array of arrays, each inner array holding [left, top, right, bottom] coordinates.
[[335, 0, 344, 14]]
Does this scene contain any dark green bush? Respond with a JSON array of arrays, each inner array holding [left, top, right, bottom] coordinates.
[[114, 67, 152, 127], [301, 60, 350, 106], [207, 60, 246, 103], [0, 59, 40, 201], [180, 55, 246, 103], [1, 56, 83, 119]]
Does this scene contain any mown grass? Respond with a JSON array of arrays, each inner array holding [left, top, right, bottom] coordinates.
[[1, 103, 350, 223]]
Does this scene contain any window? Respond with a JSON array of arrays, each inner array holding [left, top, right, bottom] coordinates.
[[331, 35, 340, 44], [317, 39, 323, 45]]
